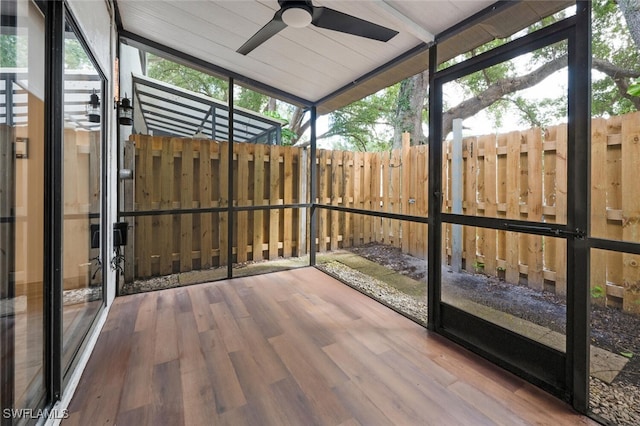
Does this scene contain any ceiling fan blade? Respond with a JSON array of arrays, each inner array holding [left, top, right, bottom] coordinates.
[[237, 11, 287, 55], [311, 6, 398, 42]]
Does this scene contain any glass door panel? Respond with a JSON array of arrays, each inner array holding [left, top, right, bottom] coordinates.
[[1, 0, 47, 418], [61, 21, 103, 376]]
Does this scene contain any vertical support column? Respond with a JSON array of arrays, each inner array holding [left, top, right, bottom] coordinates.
[[427, 45, 441, 331], [45, 0, 65, 401], [451, 118, 463, 272], [569, 0, 591, 413], [309, 106, 317, 266], [227, 79, 234, 278]]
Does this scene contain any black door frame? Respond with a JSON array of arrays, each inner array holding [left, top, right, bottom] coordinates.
[[427, 3, 591, 412]]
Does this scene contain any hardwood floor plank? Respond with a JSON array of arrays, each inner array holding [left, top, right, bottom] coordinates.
[[133, 292, 158, 332], [118, 328, 155, 412], [447, 381, 530, 426], [236, 282, 285, 339], [180, 366, 217, 425], [270, 333, 352, 425], [323, 340, 430, 426], [236, 316, 289, 384], [332, 380, 395, 426], [279, 296, 337, 348], [199, 329, 247, 413], [272, 316, 350, 388], [187, 285, 216, 333], [210, 301, 246, 352], [176, 310, 206, 373], [269, 376, 322, 426], [116, 405, 149, 426], [174, 287, 193, 313], [219, 283, 251, 320], [66, 328, 131, 424], [149, 359, 183, 426], [153, 291, 179, 364], [65, 268, 597, 426]]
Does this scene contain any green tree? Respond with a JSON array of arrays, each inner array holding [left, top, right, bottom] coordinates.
[[0, 34, 27, 67], [147, 54, 229, 100], [326, 87, 398, 152]]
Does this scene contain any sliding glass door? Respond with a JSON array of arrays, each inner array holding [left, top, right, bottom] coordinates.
[[1, 0, 47, 421], [1, 2, 106, 423]]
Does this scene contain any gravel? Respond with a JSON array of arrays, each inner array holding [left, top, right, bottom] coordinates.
[[591, 377, 640, 425], [317, 260, 428, 326]]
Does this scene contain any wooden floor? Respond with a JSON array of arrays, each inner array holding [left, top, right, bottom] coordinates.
[[65, 268, 597, 426]]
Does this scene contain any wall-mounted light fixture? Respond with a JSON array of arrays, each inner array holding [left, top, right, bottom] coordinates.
[[115, 93, 133, 126], [86, 89, 101, 123]]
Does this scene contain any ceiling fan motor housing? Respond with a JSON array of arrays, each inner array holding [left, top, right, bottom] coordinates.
[[280, 1, 313, 28]]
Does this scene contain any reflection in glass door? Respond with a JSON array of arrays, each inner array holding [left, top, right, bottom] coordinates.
[[61, 19, 104, 378], [1, 0, 47, 418]]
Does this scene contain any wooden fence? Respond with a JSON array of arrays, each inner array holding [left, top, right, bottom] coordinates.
[[125, 136, 307, 280], [127, 111, 640, 312]]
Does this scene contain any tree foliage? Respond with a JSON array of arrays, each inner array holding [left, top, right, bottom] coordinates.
[[327, 87, 398, 152]]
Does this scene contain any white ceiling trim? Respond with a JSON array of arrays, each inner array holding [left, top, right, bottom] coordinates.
[[372, 0, 434, 43]]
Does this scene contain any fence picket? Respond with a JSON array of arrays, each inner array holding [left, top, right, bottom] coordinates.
[[526, 129, 544, 290], [180, 140, 194, 272], [463, 137, 477, 272], [506, 131, 521, 284], [555, 125, 568, 296], [200, 140, 212, 269], [621, 114, 640, 311], [269, 145, 281, 260], [218, 142, 229, 266], [236, 143, 249, 262], [283, 147, 293, 257], [160, 137, 174, 275]]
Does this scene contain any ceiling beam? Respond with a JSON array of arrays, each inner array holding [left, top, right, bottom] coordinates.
[[371, 0, 434, 43]]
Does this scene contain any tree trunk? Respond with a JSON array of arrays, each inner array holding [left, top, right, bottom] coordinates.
[[619, 0, 640, 52], [393, 70, 429, 148], [266, 97, 277, 112], [289, 106, 306, 143]]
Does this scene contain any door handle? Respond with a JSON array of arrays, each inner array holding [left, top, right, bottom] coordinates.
[[504, 223, 585, 239]]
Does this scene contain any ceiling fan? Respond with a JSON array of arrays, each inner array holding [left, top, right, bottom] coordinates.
[[237, 0, 399, 55]]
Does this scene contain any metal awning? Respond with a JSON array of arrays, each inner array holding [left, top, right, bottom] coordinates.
[[132, 73, 283, 144], [1, 69, 101, 131]]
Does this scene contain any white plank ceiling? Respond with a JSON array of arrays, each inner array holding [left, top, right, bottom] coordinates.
[[116, 0, 572, 112]]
